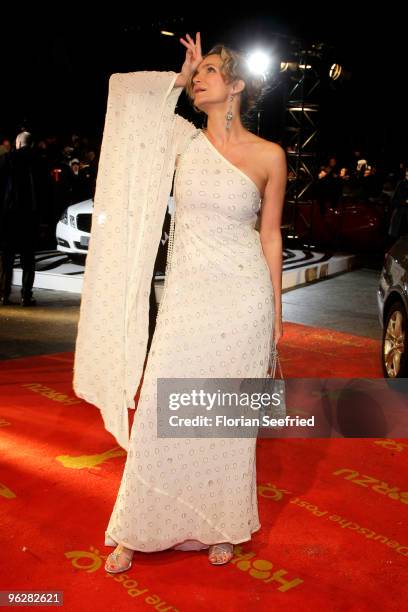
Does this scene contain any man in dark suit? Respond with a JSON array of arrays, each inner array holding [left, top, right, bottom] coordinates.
[[0, 132, 43, 306]]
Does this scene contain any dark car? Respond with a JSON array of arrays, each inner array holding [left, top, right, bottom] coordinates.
[[377, 235, 408, 377]]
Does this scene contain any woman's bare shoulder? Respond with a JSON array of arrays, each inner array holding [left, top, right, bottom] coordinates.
[[250, 134, 286, 158]]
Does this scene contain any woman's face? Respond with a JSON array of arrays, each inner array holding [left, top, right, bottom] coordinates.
[[192, 54, 231, 111]]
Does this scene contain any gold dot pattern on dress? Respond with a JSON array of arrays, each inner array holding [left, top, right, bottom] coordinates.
[[105, 125, 274, 553]]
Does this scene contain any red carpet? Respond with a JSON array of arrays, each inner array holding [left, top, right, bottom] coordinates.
[[1, 322, 406, 610]]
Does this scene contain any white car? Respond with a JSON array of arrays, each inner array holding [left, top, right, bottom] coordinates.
[[56, 199, 93, 261], [56, 196, 175, 264]]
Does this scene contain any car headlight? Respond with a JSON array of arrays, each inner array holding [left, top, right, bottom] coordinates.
[[69, 214, 76, 228]]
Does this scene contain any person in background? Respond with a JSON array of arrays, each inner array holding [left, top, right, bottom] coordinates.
[[0, 139, 12, 157], [0, 132, 45, 306]]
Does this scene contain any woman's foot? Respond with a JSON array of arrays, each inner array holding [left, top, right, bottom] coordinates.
[[105, 543, 134, 574], [208, 542, 234, 565]]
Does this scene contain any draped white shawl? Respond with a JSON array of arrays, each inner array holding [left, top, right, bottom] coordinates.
[[72, 71, 197, 450]]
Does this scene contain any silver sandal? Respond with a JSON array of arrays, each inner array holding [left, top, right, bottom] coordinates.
[[105, 544, 134, 574], [208, 543, 234, 565]]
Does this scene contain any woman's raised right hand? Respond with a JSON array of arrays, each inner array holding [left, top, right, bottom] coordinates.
[[177, 32, 203, 88]]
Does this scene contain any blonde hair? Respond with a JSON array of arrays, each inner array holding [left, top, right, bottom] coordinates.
[[15, 131, 32, 149], [185, 44, 265, 120]]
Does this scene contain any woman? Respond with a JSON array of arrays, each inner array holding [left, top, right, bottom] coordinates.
[[85, 32, 286, 570]]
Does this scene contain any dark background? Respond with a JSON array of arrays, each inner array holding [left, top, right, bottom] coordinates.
[[1, 9, 406, 166]]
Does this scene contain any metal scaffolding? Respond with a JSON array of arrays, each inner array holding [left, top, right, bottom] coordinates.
[[281, 49, 322, 245]]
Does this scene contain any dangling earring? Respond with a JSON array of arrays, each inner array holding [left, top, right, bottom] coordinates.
[[226, 95, 234, 131]]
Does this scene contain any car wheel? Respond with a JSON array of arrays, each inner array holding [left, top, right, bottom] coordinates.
[[382, 301, 408, 377]]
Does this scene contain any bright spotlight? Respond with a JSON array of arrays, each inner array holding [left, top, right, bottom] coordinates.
[[246, 50, 271, 78]]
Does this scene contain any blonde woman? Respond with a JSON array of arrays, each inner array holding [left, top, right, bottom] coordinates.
[[74, 32, 286, 571]]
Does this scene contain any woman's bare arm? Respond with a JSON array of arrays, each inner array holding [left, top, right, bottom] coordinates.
[[259, 143, 287, 345]]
